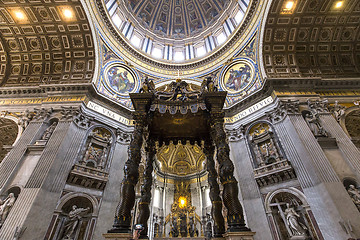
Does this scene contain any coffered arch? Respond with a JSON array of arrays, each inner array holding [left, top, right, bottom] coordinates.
[[0, 0, 96, 87], [262, 0, 360, 78]]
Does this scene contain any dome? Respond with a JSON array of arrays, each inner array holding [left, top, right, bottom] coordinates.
[[105, 0, 251, 62], [125, 0, 231, 40]]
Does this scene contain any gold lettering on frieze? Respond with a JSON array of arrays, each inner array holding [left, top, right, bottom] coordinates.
[[0, 95, 87, 105], [225, 95, 274, 124], [86, 101, 134, 126]]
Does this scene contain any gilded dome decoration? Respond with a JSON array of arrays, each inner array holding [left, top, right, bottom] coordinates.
[[125, 0, 230, 39], [103, 0, 252, 63], [156, 142, 206, 176]]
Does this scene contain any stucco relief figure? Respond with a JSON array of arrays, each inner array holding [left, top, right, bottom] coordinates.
[[347, 185, 360, 211], [304, 112, 328, 137], [284, 203, 307, 237], [61, 205, 90, 240], [0, 193, 16, 227], [40, 122, 57, 141]]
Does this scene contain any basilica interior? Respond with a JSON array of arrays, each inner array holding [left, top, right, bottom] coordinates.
[[0, 0, 360, 240]]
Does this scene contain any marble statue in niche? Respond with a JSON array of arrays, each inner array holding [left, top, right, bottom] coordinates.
[[347, 185, 360, 211], [60, 205, 90, 240], [303, 111, 328, 137], [269, 192, 313, 240], [40, 122, 57, 141], [0, 193, 16, 227], [284, 203, 308, 237]]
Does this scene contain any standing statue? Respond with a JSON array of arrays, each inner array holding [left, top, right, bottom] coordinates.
[[139, 76, 155, 93], [61, 205, 90, 240], [284, 203, 307, 236], [201, 76, 217, 93], [304, 112, 328, 137], [347, 185, 360, 211], [0, 193, 16, 227], [41, 122, 57, 141], [332, 101, 346, 122]]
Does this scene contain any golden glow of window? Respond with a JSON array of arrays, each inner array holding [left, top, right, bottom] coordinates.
[[281, 0, 296, 14], [14, 11, 25, 20], [178, 196, 187, 208], [58, 6, 75, 21], [284, 1, 294, 10], [63, 9, 73, 19], [335, 1, 343, 8]]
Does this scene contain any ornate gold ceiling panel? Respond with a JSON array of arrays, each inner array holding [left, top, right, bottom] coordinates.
[[263, 0, 360, 78], [156, 142, 205, 176], [0, 0, 95, 87]]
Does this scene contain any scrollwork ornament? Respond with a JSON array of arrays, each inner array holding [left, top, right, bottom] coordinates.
[[33, 107, 53, 121], [116, 128, 132, 144], [266, 100, 299, 124], [307, 99, 329, 114], [73, 112, 94, 129], [15, 110, 34, 129], [226, 125, 245, 142], [60, 106, 80, 120]]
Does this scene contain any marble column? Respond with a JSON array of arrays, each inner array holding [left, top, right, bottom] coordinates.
[[210, 113, 250, 232], [136, 139, 156, 239], [275, 115, 359, 239]]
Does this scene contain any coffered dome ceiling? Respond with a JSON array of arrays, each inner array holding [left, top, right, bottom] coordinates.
[[125, 0, 230, 40], [102, 0, 252, 64], [0, 0, 96, 87], [263, 0, 360, 78]]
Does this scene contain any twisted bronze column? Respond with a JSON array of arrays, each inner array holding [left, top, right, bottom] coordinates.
[[136, 139, 156, 239], [210, 113, 250, 232], [109, 114, 147, 233], [204, 143, 225, 237]]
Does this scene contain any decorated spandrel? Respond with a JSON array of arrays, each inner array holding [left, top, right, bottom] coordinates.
[[222, 60, 254, 93], [106, 65, 136, 94]]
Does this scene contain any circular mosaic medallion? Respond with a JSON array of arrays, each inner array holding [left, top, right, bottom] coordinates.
[[221, 60, 255, 93], [105, 65, 136, 95]]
